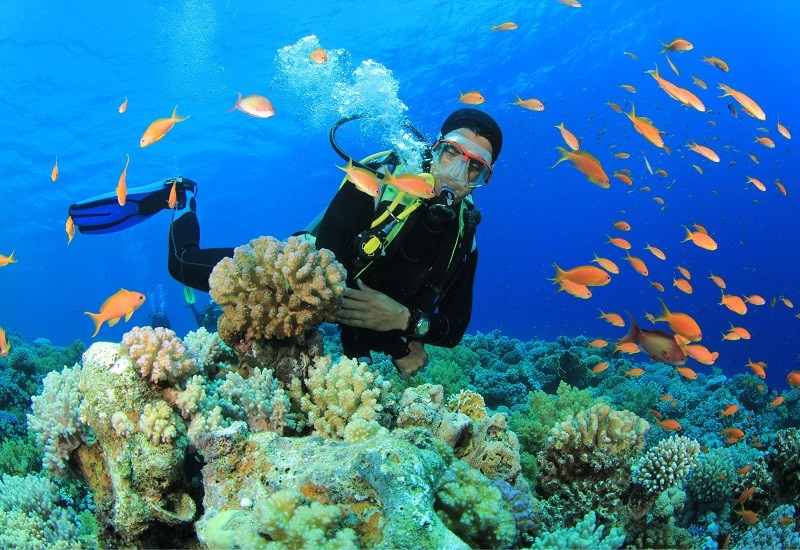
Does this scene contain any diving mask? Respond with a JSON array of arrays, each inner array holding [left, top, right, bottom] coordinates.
[[431, 131, 493, 187]]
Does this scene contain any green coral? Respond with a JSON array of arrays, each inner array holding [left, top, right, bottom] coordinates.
[[0, 434, 42, 476], [531, 511, 626, 549], [510, 381, 604, 480]]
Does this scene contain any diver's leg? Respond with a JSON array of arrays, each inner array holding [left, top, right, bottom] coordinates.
[[167, 192, 234, 292]]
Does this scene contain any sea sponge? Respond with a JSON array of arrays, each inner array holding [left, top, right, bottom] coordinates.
[[209, 235, 346, 342], [121, 326, 198, 386]]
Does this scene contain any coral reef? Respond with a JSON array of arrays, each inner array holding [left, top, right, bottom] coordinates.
[[121, 326, 198, 386], [209, 235, 346, 343], [531, 511, 626, 549]]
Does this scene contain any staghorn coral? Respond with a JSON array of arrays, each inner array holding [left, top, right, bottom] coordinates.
[[299, 355, 391, 440], [209, 235, 346, 342], [537, 403, 649, 526], [121, 326, 198, 386], [27, 364, 88, 475]]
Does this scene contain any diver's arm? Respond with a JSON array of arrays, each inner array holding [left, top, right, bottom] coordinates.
[[412, 248, 477, 348], [167, 211, 234, 292], [315, 182, 376, 281]]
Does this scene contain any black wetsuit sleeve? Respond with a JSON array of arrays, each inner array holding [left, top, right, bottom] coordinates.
[[167, 212, 234, 292], [415, 248, 477, 348], [314, 182, 375, 280]]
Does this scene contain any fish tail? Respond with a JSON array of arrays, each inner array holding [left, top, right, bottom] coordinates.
[[717, 83, 730, 97], [171, 105, 189, 122], [627, 102, 636, 119], [84, 311, 103, 337], [509, 93, 522, 105], [549, 147, 570, 169], [620, 311, 639, 344], [681, 225, 693, 242], [657, 297, 671, 321], [549, 262, 566, 283], [227, 92, 242, 113]]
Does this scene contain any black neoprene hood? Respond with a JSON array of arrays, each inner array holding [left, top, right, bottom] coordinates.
[[440, 108, 503, 163]]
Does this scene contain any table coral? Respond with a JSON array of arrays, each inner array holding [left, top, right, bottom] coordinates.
[[209, 235, 346, 343]]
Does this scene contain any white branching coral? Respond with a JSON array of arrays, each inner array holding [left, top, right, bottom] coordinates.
[[631, 434, 700, 495], [300, 355, 391, 440], [217, 367, 290, 434], [121, 326, 198, 386]]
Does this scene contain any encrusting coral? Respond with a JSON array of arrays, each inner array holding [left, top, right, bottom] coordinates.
[[209, 235, 346, 343]]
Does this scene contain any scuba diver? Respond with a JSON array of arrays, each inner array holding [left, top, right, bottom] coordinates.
[[68, 108, 502, 377], [183, 285, 223, 333]]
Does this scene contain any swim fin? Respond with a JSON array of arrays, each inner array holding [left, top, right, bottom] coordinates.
[[68, 176, 197, 235], [183, 285, 196, 305]]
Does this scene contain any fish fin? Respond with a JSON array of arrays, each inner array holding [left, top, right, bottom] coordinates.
[[228, 92, 242, 113], [549, 147, 570, 169], [84, 312, 103, 337], [124, 309, 135, 322], [108, 317, 121, 327]]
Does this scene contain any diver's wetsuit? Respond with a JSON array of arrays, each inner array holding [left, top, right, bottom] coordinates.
[[168, 211, 233, 292], [167, 182, 477, 361], [315, 181, 477, 360]]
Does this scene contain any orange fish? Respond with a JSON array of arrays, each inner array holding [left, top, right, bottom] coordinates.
[[777, 118, 792, 140], [626, 368, 645, 377], [703, 55, 730, 72], [620, 84, 637, 93], [66, 215, 75, 245], [623, 251, 649, 276], [675, 366, 697, 380], [708, 273, 726, 289], [613, 220, 631, 231], [229, 93, 275, 119], [557, 278, 592, 299], [614, 341, 641, 354], [770, 396, 785, 407], [676, 265, 692, 279], [0, 327, 9, 357], [621, 314, 686, 366], [551, 147, 610, 188], [591, 362, 609, 375], [607, 236, 631, 250], [116, 154, 130, 207], [728, 325, 751, 339], [687, 142, 720, 163], [459, 91, 486, 105], [775, 179, 787, 195], [84, 288, 146, 337], [747, 360, 767, 379], [755, 135, 775, 148], [598, 310, 625, 327], [720, 405, 739, 417], [655, 298, 702, 342], [745, 176, 767, 192], [613, 171, 633, 185], [683, 344, 719, 365], [734, 486, 756, 504], [658, 419, 682, 431], [551, 263, 611, 286], [745, 294, 765, 306], [588, 338, 608, 348], [118, 96, 128, 113], [787, 371, 800, 388], [337, 159, 380, 197], [557, 0, 582, 7], [673, 278, 693, 294], [167, 181, 178, 209], [51, 156, 59, 182], [691, 75, 708, 89], [778, 516, 796, 527], [140, 106, 189, 147], [625, 103, 665, 148], [644, 243, 666, 260], [720, 291, 748, 315], [682, 225, 718, 251], [780, 296, 794, 308], [309, 48, 328, 64], [723, 427, 746, 439], [0, 251, 17, 267], [510, 93, 542, 111], [646, 65, 704, 111], [592, 254, 620, 274], [660, 38, 693, 52], [737, 465, 752, 475], [555, 122, 580, 150], [735, 506, 758, 526], [606, 101, 623, 113], [718, 83, 765, 120], [659, 395, 674, 401], [648, 408, 662, 419], [614, 152, 630, 159], [384, 170, 435, 199], [490, 21, 518, 31], [650, 281, 666, 292]]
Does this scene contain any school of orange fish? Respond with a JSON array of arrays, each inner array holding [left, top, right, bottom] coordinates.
[[474, 26, 798, 530]]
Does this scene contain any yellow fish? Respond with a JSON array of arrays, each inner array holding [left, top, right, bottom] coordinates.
[[140, 106, 189, 147], [0, 250, 17, 267], [85, 288, 146, 337]]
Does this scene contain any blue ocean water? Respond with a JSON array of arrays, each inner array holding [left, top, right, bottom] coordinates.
[[0, 1, 798, 390]]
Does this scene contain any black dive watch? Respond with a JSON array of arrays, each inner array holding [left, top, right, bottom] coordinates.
[[406, 308, 430, 337]]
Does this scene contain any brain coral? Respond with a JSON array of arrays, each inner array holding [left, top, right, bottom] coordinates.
[[209, 235, 346, 342]]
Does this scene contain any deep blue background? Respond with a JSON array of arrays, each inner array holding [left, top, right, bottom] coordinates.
[[1, 1, 798, 389]]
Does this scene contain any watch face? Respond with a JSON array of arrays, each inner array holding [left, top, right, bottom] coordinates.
[[417, 317, 430, 336]]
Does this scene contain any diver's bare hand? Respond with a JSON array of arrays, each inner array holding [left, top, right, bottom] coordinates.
[[337, 279, 409, 332], [393, 341, 428, 378]]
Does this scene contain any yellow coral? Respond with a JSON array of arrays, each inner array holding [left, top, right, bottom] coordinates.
[[446, 389, 487, 420], [209, 236, 346, 342]]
